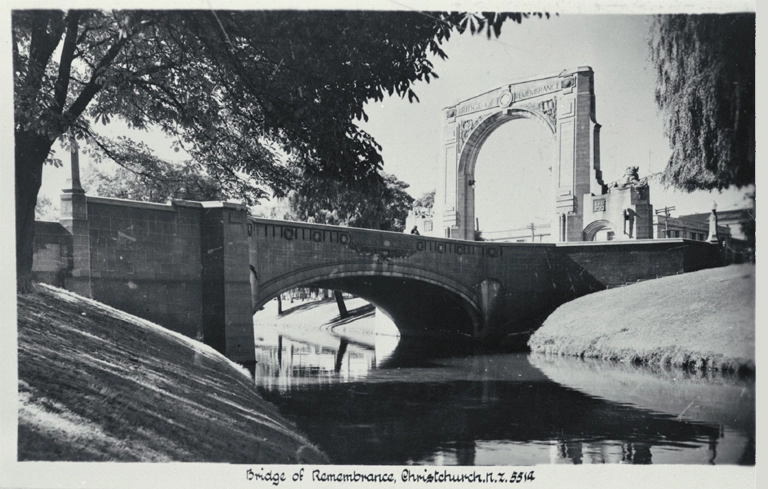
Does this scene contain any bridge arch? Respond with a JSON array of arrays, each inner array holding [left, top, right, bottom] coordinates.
[[254, 263, 484, 338]]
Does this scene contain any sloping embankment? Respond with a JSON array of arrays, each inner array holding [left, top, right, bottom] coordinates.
[[528, 264, 755, 373], [17, 284, 328, 463]]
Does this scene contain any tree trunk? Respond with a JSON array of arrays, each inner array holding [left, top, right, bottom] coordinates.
[[16, 130, 55, 293], [277, 294, 282, 314], [334, 290, 349, 319]]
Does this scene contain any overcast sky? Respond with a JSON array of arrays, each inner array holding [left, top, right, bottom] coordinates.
[[34, 9, 754, 233]]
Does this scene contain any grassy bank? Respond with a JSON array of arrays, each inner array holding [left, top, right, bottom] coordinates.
[[17, 284, 328, 463], [528, 264, 755, 373]]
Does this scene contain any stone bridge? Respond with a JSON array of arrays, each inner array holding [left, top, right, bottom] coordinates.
[[32, 195, 722, 364]]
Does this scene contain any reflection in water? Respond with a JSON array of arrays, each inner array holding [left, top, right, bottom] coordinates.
[[529, 354, 755, 465], [253, 316, 390, 391], [252, 318, 755, 466]]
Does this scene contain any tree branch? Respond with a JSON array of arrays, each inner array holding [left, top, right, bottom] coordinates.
[[21, 11, 66, 97], [86, 133, 167, 181], [53, 11, 81, 114], [62, 34, 129, 128]]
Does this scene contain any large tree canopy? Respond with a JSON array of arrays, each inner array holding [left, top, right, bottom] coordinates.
[[280, 171, 415, 232], [14, 9, 543, 290], [648, 13, 755, 192], [82, 160, 229, 203]]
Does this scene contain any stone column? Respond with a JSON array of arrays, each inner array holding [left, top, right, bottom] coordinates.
[[60, 143, 92, 297], [200, 203, 256, 364]]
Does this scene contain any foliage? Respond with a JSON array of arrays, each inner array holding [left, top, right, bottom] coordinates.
[[284, 171, 414, 232], [739, 191, 755, 247], [82, 160, 230, 203], [413, 190, 435, 209], [34, 195, 57, 221], [648, 14, 755, 192], [13, 9, 545, 288]]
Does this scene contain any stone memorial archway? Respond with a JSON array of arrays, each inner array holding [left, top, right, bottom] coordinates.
[[434, 67, 606, 241]]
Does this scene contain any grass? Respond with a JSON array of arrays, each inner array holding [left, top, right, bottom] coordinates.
[[528, 264, 755, 374], [16, 284, 328, 463]]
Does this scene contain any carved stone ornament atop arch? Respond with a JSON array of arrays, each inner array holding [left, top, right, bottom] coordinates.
[[519, 97, 557, 130], [458, 113, 493, 151], [498, 90, 513, 107], [456, 97, 557, 153]]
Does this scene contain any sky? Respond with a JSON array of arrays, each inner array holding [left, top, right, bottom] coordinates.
[[35, 11, 753, 234], [355, 14, 753, 231]]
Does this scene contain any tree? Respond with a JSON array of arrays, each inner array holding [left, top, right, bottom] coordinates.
[[14, 9, 544, 290], [648, 14, 755, 192], [413, 190, 435, 209], [284, 171, 414, 232], [34, 195, 57, 221], [82, 160, 229, 203]]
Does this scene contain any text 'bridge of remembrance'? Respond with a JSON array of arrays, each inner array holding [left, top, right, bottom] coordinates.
[[32, 195, 721, 363]]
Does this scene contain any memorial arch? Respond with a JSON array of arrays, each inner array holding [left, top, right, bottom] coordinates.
[[434, 67, 607, 242]]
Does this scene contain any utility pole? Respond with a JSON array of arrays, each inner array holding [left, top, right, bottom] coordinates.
[[655, 206, 675, 238], [528, 222, 536, 242]]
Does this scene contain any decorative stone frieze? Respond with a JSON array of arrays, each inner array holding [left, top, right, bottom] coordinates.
[[518, 97, 557, 130], [347, 235, 417, 261]]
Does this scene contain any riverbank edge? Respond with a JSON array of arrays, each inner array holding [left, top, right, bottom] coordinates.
[[16, 283, 329, 463], [528, 264, 756, 374]]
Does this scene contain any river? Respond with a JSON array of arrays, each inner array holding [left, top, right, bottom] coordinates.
[[251, 300, 755, 466]]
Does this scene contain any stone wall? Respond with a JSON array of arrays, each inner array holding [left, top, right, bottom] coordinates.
[[31, 221, 72, 286], [30, 197, 254, 363], [85, 197, 204, 340], [556, 239, 721, 289]]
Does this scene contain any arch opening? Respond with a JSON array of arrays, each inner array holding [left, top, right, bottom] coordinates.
[[583, 219, 618, 241], [470, 114, 556, 243], [255, 272, 482, 342]]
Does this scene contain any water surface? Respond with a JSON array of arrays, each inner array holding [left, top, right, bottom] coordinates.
[[252, 318, 754, 465]]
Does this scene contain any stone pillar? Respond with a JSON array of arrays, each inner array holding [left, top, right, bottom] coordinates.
[[557, 67, 603, 242], [200, 203, 256, 363], [60, 143, 91, 297]]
